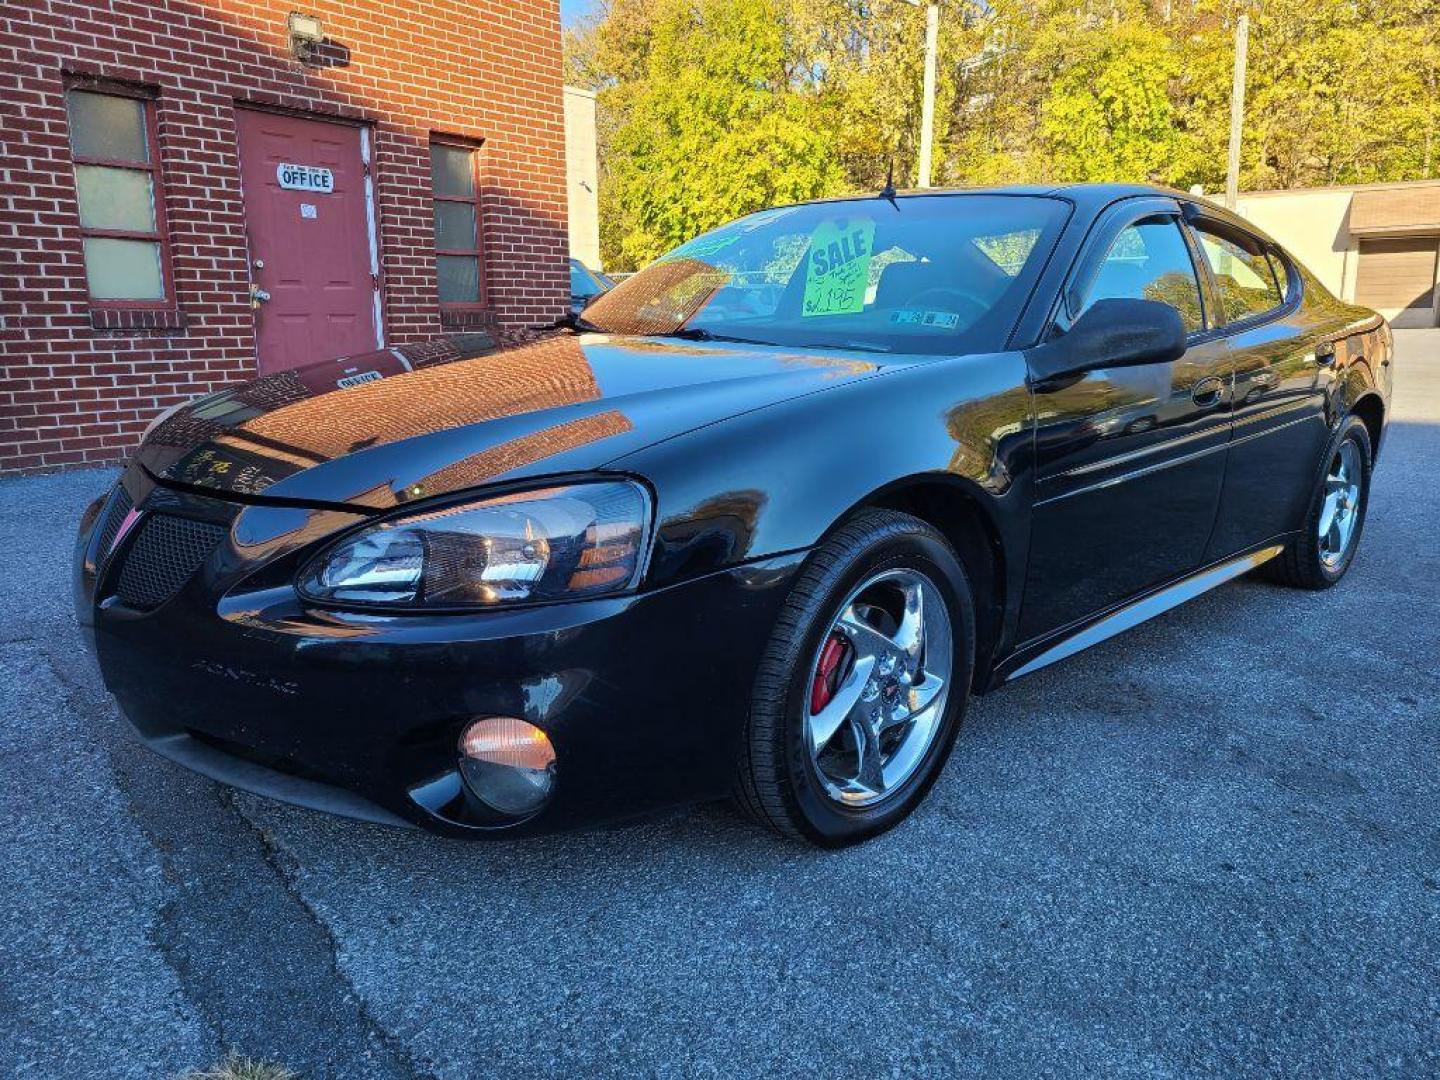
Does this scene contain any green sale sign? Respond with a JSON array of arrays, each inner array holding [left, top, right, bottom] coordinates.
[[802, 219, 876, 317]]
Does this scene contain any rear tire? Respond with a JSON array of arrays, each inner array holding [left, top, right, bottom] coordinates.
[[733, 510, 975, 847], [1264, 415, 1372, 590]]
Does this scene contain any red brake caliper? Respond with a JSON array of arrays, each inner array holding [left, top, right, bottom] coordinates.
[[810, 633, 850, 715]]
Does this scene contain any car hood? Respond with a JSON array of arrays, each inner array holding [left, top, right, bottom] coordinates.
[[137, 332, 899, 510]]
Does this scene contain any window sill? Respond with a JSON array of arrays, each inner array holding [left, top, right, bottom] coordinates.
[[89, 306, 187, 333], [439, 307, 495, 331]]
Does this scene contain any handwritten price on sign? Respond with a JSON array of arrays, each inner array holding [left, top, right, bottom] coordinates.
[[804, 281, 865, 316]]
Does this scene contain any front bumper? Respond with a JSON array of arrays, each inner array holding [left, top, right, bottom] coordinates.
[[76, 477, 803, 837]]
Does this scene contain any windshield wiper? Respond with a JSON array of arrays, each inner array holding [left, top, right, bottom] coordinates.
[[657, 327, 775, 347], [533, 311, 604, 333], [829, 340, 893, 354], [661, 327, 894, 354]]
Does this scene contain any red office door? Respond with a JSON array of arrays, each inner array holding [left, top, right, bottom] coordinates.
[[236, 109, 382, 374]]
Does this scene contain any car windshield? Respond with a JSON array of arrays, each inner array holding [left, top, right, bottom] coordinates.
[[580, 194, 1070, 355]]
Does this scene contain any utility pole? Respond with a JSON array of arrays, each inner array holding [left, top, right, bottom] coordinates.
[[898, 0, 941, 189], [918, 1, 939, 188], [1225, 13, 1249, 209]]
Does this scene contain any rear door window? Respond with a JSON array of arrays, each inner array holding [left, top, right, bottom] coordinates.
[[1194, 225, 1284, 323], [1267, 250, 1292, 301]]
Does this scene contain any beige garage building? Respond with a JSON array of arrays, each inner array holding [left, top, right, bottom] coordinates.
[[1237, 179, 1440, 328]]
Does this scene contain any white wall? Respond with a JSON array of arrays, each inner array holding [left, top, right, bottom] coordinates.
[[1236, 189, 1356, 299], [563, 86, 601, 271]]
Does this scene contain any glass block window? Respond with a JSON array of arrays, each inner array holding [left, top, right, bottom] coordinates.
[[65, 88, 172, 305], [430, 141, 484, 306]]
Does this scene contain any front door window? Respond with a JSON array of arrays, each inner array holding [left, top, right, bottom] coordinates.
[[1078, 219, 1205, 333]]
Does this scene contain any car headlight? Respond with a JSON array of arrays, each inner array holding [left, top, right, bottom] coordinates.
[[297, 480, 651, 609]]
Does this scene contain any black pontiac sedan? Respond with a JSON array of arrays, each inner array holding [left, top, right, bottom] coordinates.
[[75, 184, 1393, 845]]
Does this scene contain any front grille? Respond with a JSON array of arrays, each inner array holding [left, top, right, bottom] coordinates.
[[95, 487, 133, 566], [112, 514, 227, 611]]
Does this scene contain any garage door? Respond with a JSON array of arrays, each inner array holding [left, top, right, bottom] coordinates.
[[1356, 237, 1438, 328]]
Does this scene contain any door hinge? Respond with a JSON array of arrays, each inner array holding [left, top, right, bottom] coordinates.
[[371, 273, 380, 290]]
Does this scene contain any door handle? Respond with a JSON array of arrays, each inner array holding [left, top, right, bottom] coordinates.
[[250, 284, 271, 309], [1191, 375, 1225, 408]]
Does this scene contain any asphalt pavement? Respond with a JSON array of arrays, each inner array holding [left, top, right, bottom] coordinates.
[[2, 332, 1437, 1079]]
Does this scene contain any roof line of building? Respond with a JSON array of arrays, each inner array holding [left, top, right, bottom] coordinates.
[[1238, 177, 1440, 200]]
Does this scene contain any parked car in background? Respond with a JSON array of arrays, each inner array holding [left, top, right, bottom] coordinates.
[[569, 257, 614, 317], [75, 184, 1393, 846]]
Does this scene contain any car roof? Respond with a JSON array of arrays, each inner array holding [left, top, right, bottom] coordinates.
[[788, 182, 1284, 247], [799, 181, 1176, 210]]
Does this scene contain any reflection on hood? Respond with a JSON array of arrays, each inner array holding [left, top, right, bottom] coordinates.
[[137, 330, 892, 510]]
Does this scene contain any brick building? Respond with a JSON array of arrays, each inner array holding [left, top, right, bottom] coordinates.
[[0, 0, 570, 474]]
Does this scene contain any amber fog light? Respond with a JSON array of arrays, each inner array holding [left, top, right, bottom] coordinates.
[[458, 717, 557, 817]]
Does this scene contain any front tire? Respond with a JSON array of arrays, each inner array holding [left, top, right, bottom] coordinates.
[[1265, 415, 1373, 589], [733, 510, 975, 847]]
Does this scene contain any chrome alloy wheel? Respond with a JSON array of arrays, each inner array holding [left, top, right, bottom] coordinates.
[[1318, 440, 1363, 570], [804, 568, 953, 807]]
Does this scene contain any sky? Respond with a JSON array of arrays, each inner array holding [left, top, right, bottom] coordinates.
[[560, 0, 599, 26]]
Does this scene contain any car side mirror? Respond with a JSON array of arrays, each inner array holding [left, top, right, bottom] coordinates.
[[1029, 298, 1187, 382]]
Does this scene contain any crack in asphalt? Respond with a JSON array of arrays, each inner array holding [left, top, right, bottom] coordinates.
[[219, 788, 441, 1080], [33, 636, 422, 1079], [38, 641, 230, 1058]]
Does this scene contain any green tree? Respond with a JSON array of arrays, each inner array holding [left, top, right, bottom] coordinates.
[[1038, 17, 1187, 182], [1225, 0, 1440, 189], [569, 0, 1440, 269], [580, 0, 845, 269]]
